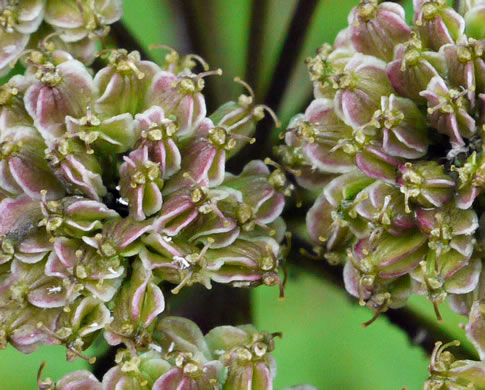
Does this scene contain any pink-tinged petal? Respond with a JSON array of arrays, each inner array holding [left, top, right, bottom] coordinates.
[[14, 252, 46, 264], [0, 159, 22, 195], [208, 150, 226, 187], [162, 209, 199, 237], [210, 267, 262, 284], [147, 72, 207, 138], [141, 283, 165, 327], [155, 316, 212, 360], [337, 88, 374, 128], [143, 233, 184, 257], [9, 156, 65, 199], [65, 200, 118, 219], [152, 368, 185, 390], [302, 142, 354, 173], [446, 257, 481, 294], [0, 195, 41, 236], [54, 237, 81, 268], [28, 279, 69, 308], [304, 98, 334, 122], [240, 160, 271, 176], [387, 57, 440, 103], [416, 208, 435, 232], [134, 105, 165, 132], [440, 250, 470, 280], [454, 210, 479, 235], [45, 251, 69, 278], [56, 371, 102, 390], [421, 187, 453, 207], [143, 182, 163, 217], [225, 364, 254, 389], [255, 193, 285, 224], [379, 245, 427, 279], [61, 156, 106, 200], [323, 170, 374, 207], [84, 277, 123, 302], [343, 260, 362, 299], [355, 150, 397, 181], [0, 31, 29, 71], [457, 185, 480, 209], [466, 300, 485, 360], [154, 192, 194, 229], [253, 362, 273, 390], [18, 230, 52, 253], [377, 231, 428, 267], [163, 141, 216, 194], [24, 84, 67, 141], [306, 193, 333, 245], [164, 138, 182, 177]]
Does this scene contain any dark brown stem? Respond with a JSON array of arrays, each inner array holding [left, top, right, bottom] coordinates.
[[262, 0, 320, 114], [246, 0, 270, 93]]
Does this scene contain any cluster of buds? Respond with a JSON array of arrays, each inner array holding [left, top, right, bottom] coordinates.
[[0, 0, 123, 75], [278, 0, 485, 333], [0, 24, 290, 387], [37, 317, 282, 390]]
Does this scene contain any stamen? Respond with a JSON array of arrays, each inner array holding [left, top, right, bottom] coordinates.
[[362, 308, 382, 328], [68, 345, 97, 364], [184, 54, 209, 71], [234, 77, 255, 99], [37, 362, 53, 390], [197, 69, 223, 79], [40, 32, 63, 52], [255, 105, 281, 128], [171, 272, 192, 294], [149, 44, 178, 57]]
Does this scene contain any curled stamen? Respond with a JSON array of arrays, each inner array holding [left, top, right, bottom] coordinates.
[[263, 157, 281, 169], [256, 105, 281, 128], [430, 340, 460, 372], [234, 77, 255, 99], [40, 32, 63, 52], [184, 54, 209, 71], [95, 48, 117, 58], [149, 44, 178, 55]]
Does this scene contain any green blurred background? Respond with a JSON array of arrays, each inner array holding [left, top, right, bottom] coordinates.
[[0, 0, 472, 388]]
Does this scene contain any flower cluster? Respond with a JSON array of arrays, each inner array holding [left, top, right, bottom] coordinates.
[[0, 0, 123, 75], [38, 317, 280, 390], [0, 30, 290, 387], [278, 0, 485, 333]]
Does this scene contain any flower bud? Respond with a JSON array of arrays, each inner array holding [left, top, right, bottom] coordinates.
[[349, 0, 412, 61]]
